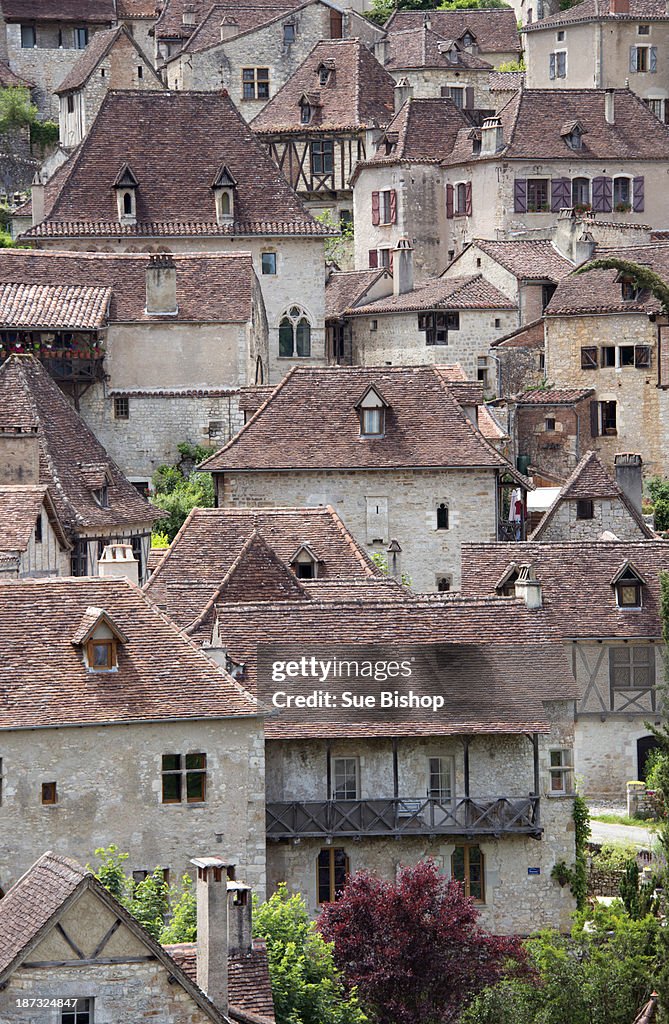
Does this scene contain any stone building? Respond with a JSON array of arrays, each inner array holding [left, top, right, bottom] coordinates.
[[325, 266, 393, 363], [461, 538, 669, 797], [499, 386, 598, 481], [20, 89, 331, 382], [0, 249, 269, 481], [0, 485, 71, 578], [0, 850, 275, 1023], [251, 39, 395, 223], [523, 0, 669, 123], [492, 319, 547, 397], [199, 365, 531, 591], [0, 575, 265, 896], [56, 24, 165, 150], [0, 355, 161, 579], [116, 0, 161, 63], [382, 8, 523, 69]]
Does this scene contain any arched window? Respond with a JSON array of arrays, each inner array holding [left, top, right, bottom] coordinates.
[[255, 354, 264, 385], [220, 191, 230, 216], [613, 176, 632, 209], [437, 576, 451, 592], [123, 191, 133, 215], [456, 182, 467, 214], [437, 503, 449, 530], [571, 177, 589, 208], [279, 305, 311, 357]]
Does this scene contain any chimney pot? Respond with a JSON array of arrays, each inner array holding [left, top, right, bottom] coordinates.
[[514, 564, 543, 609], [192, 855, 232, 1015]]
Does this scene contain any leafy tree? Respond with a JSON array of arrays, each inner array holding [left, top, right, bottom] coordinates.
[[0, 86, 38, 134], [160, 874, 197, 943], [319, 859, 527, 1024], [574, 258, 669, 314], [646, 477, 669, 532], [151, 441, 215, 541], [367, 0, 509, 19], [315, 209, 352, 266], [132, 869, 170, 940], [253, 884, 366, 1024], [497, 57, 526, 71]]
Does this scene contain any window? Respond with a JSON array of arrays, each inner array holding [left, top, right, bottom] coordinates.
[[581, 346, 598, 370], [137, 65, 143, 80], [591, 399, 617, 436], [638, 23, 650, 33], [332, 757, 359, 800], [576, 499, 593, 520], [87, 639, 115, 671], [571, 177, 590, 207], [261, 251, 277, 275], [557, 29, 565, 40], [418, 311, 459, 345], [381, 190, 394, 224], [123, 192, 133, 216], [295, 560, 314, 579], [301, 103, 311, 124], [462, 31, 474, 46], [646, 98, 664, 120], [71, 540, 88, 577], [428, 756, 453, 802], [630, 45, 656, 72], [545, 417, 556, 432], [613, 176, 632, 209], [379, 248, 392, 269], [621, 275, 638, 300], [549, 51, 567, 78], [436, 503, 449, 530], [610, 645, 654, 687], [67, 94, 75, 114], [437, 576, 451, 592], [74, 27, 88, 49], [161, 753, 207, 803], [113, 396, 129, 420], [452, 845, 484, 901], [42, 782, 57, 805], [317, 847, 348, 903], [319, 67, 331, 86], [20, 24, 36, 48], [361, 408, 384, 435], [92, 485, 108, 508], [35, 513, 43, 543], [548, 749, 572, 795], [279, 306, 311, 357], [455, 182, 467, 213], [133, 868, 170, 885], [369, 319, 378, 331], [477, 355, 489, 388], [613, 566, 644, 608], [449, 86, 464, 108], [311, 140, 334, 175], [242, 68, 269, 100], [283, 23, 296, 43], [62, 999, 93, 1024], [527, 178, 549, 212]]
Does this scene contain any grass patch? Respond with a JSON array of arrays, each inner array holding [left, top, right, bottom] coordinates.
[[591, 812, 653, 827]]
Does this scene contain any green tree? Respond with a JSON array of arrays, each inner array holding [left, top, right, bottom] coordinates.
[[132, 869, 170, 940], [151, 441, 215, 541], [646, 477, 669, 532], [315, 210, 352, 266], [253, 884, 367, 1024], [160, 875, 197, 943], [497, 57, 526, 71]]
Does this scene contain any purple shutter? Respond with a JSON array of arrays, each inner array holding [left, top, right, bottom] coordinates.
[[368, 249, 378, 268], [514, 178, 527, 213], [633, 176, 644, 211], [446, 183, 454, 218], [465, 181, 473, 215], [371, 190, 380, 225], [590, 400, 599, 438], [592, 176, 612, 213], [551, 177, 570, 212], [465, 86, 474, 109]]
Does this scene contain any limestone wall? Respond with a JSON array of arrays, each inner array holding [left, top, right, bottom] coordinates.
[[536, 496, 649, 541]]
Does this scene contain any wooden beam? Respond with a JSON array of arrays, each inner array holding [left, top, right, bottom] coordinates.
[[91, 918, 122, 958], [392, 737, 399, 800], [22, 955, 157, 968], [55, 923, 85, 960], [463, 738, 470, 799]]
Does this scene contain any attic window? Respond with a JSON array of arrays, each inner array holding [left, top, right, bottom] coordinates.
[[301, 103, 312, 124], [318, 63, 334, 86], [73, 607, 127, 673], [495, 563, 519, 597], [356, 385, 388, 437], [212, 164, 237, 225], [611, 563, 645, 609], [566, 130, 582, 150], [621, 275, 639, 301], [87, 638, 115, 670], [284, 22, 296, 43], [290, 544, 320, 579], [92, 485, 108, 508], [461, 31, 474, 47], [113, 164, 139, 224]]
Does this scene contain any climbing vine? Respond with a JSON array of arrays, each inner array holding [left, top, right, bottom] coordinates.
[[550, 793, 591, 909], [574, 257, 669, 314]]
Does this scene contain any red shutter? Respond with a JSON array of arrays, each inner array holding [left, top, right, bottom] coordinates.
[[446, 183, 454, 219], [371, 191, 380, 225], [589, 400, 599, 438], [368, 248, 378, 268], [389, 189, 397, 224], [465, 181, 472, 216]]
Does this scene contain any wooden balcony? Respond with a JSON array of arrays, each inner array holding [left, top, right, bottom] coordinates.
[[266, 796, 541, 840]]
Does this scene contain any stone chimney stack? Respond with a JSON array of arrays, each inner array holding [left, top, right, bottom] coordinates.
[[220, 15, 238, 40], [227, 883, 253, 957], [394, 77, 413, 112], [605, 88, 615, 124], [614, 453, 643, 514], [609, 0, 630, 12], [0, 424, 40, 485], [514, 564, 542, 609], [374, 38, 388, 65], [145, 254, 177, 315], [480, 116, 503, 156], [192, 856, 231, 1015], [182, 3, 196, 26], [31, 172, 45, 226], [393, 237, 414, 297], [98, 543, 139, 586]]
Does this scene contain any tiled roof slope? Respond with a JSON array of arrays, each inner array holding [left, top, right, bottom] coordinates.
[[0, 62, 31, 88], [145, 505, 383, 628], [325, 269, 391, 318], [155, 0, 302, 43], [181, 2, 305, 54], [251, 39, 396, 133], [364, 97, 469, 167], [492, 318, 545, 350], [0, 485, 69, 554], [167, 940, 276, 1023], [546, 243, 669, 315], [56, 25, 162, 94], [117, 0, 160, 16], [0, 282, 111, 329], [24, 91, 327, 240], [489, 70, 525, 90], [199, 365, 518, 473], [0, 250, 256, 324], [385, 27, 493, 70], [511, 387, 594, 404], [523, 0, 669, 31], [469, 239, 574, 281], [348, 275, 516, 315], [530, 450, 655, 539], [0, 355, 161, 532], [0, 0, 114, 21], [0, 577, 260, 728], [384, 9, 522, 55], [460, 540, 669, 636]]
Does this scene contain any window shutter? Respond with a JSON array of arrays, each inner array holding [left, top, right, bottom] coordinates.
[[389, 248, 394, 271], [635, 345, 651, 368], [589, 400, 600, 437], [551, 177, 570, 212], [630, 45, 637, 72], [446, 183, 454, 218], [465, 181, 472, 215], [368, 248, 378, 268], [389, 189, 397, 224], [513, 178, 527, 213], [633, 176, 645, 212], [549, 52, 556, 79], [592, 176, 612, 213], [650, 46, 657, 72], [371, 190, 380, 225], [580, 346, 598, 369], [557, 51, 566, 76], [465, 86, 474, 108]]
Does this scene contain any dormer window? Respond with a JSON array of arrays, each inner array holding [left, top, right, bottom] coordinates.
[[620, 275, 639, 301], [461, 31, 475, 49], [448, 46, 459, 64], [93, 484, 109, 508], [72, 607, 127, 673], [356, 385, 388, 437], [88, 638, 115, 670], [290, 543, 321, 579], [611, 562, 646, 609], [560, 120, 586, 150], [113, 164, 139, 225], [495, 562, 520, 597], [212, 164, 237, 225], [301, 103, 311, 124], [319, 66, 332, 86]]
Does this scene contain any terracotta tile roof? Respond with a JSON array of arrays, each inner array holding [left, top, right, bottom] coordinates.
[[325, 269, 391, 318], [462, 539, 669, 637], [56, 25, 162, 94], [117, 0, 159, 16], [237, 386, 277, 413], [23, 91, 327, 241], [489, 70, 525, 90], [0, 485, 70, 555], [166, 939, 276, 1023], [0, 355, 162, 533], [523, 0, 669, 31], [546, 243, 669, 315], [385, 26, 493, 71], [199, 365, 520, 474], [511, 387, 594, 404], [492, 318, 545, 350], [479, 404, 509, 440], [155, 0, 302, 43], [0, 62, 32, 88], [0, 281, 111, 329], [358, 97, 469, 172], [180, 1, 305, 53], [385, 9, 522, 55], [469, 239, 574, 282], [145, 505, 383, 629], [251, 39, 396, 134], [0, 576, 261, 728], [0, 250, 256, 324], [348, 274, 517, 315], [0, 0, 114, 21], [530, 450, 654, 539]]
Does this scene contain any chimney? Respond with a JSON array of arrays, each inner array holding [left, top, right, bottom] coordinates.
[[614, 452, 643, 514], [182, 3, 196, 26], [514, 564, 542, 609], [374, 38, 388, 65], [394, 77, 413, 112], [609, 0, 630, 12], [423, 11, 431, 29], [31, 174, 45, 226], [145, 254, 177, 314], [386, 538, 402, 578], [192, 856, 232, 1015], [0, 424, 40, 484], [220, 15, 238, 41], [574, 229, 596, 264], [393, 237, 414, 297], [227, 882, 253, 957], [98, 543, 139, 586], [480, 116, 503, 156], [605, 88, 615, 124]]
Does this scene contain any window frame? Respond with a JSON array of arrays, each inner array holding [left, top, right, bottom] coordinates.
[[279, 306, 312, 358], [331, 756, 359, 800], [452, 844, 484, 902], [42, 781, 58, 805], [161, 752, 207, 804], [61, 998, 93, 1024], [526, 178, 549, 212], [576, 499, 594, 520], [436, 502, 449, 530], [20, 24, 37, 48], [283, 22, 296, 43], [87, 638, 116, 671], [360, 407, 385, 436], [428, 755, 454, 803], [609, 644, 654, 689], [317, 847, 349, 903], [311, 139, 334, 176], [261, 251, 277, 276], [548, 748, 572, 795], [113, 395, 129, 420], [241, 67, 269, 101]]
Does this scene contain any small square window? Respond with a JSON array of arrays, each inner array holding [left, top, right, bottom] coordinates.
[[369, 320, 378, 332], [557, 29, 565, 40], [494, 317, 501, 328], [545, 417, 556, 432], [62, 997, 93, 1024], [42, 781, 57, 805], [261, 252, 277, 275], [87, 639, 115, 670], [362, 408, 384, 435], [638, 23, 650, 33], [114, 396, 129, 420], [576, 499, 593, 520]]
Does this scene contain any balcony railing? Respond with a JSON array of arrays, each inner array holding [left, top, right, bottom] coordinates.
[[266, 796, 541, 840]]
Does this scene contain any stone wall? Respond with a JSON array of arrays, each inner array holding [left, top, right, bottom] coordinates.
[[217, 466, 500, 591], [514, 397, 595, 480], [536, 496, 649, 541], [386, 66, 493, 109]]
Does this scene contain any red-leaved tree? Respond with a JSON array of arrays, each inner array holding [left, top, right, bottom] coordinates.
[[318, 859, 528, 1024]]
